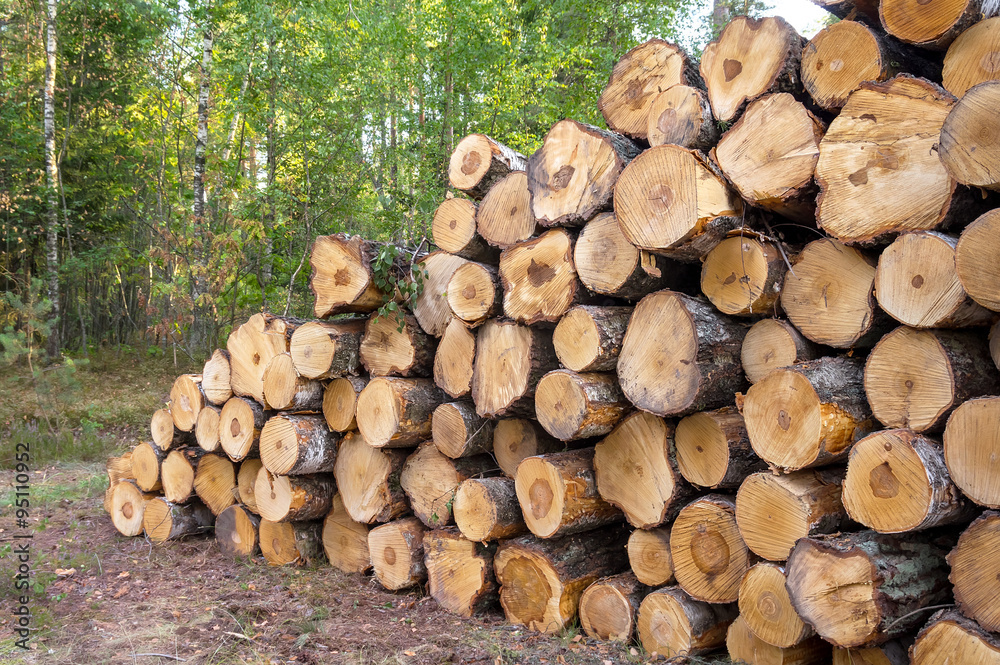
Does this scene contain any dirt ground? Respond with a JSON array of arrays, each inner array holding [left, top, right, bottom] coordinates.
[[0, 464, 680, 665]]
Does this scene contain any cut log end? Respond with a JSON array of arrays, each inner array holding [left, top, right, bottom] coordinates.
[[741, 319, 818, 384], [627, 527, 674, 587], [193, 453, 237, 516], [955, 208, 1000, 312], [322, 376, 366, 433], [169, 374, 204, 433], [637, 586, 737, 658], [476, 171, 537, 249], [944, 396, 1000, 508], [219, 396, 264, 462], [322, 494, 372, 574], [911, 609, 1000, 664], [700, 236, 785, 317], [202, 349, 233, 406], [669, 495, 753, 604], [434, 317, 476, 399], [943, 17, 1000, 98], [738, 562, 815, 648], [215, 504, 260, 557], [259, 519, 324, 566], [499, 228, 579, 325], [492, 418, 563, 478], [369, 517, 427, 591], [802, 20, 889, 111], [535, 370, 627, 441]]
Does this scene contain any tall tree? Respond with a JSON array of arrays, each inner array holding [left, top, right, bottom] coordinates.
[[189, 23, 214, 355], [42, 0, 59, 359]]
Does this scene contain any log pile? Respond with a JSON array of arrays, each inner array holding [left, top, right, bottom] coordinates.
[[106, 6, 1000, 660]]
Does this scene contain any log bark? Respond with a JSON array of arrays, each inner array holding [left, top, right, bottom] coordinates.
[[700, 15, 806, 123], [615, 145, 745, 263], [215, 504, 260, 557], [741, 319, 820, 385], [535, 370, 629, 441], [745, 357, 874, 472], [219, 396, 267, 462], [594, 411, 696, 529], [553, 305, 632, 373], [226, 313, 300, 404], [151, 408, 194, 451], [738, 562, 815, 648], [492, 418, 565, 478], [472, 320, 558, 418], [955, 208, 1000, 312], [322, 375, 367, 432], [618, 290, 748, 417], [943, 16, 1000, 97], [453, 477, 528, 542], [499, 228, 582, 325], [493, 525, 630, 633], [910, 609, 1000, 664], [288, 318, 365, 380], [131, 441, 166, 493], [874, 231, 994, 328], [627, 526, 675, 587], [431, 401, 494, 459], [527, 120, 641, 228], [412, 251, 469, 337], [254, 468, 335, 522], [260, 414, 338, 475], [161, 447, 207, 504], [636, 586, 737, 658], [949, 510, 1000, 632], [944, 396, 1000, 507], [675, 407, 765, 490], [195, 404, 222, 453], [475, 171, 539, 249], [431, 196, 499, 263], [333, 431, 410, 524], [808, 0, 880, 20], [400, 441, 497, 528], [424, 527, 499, 616], [143, 497, 214, 544], [865, 327, 999, 432], [259, 519, 324, 566], [322, 493, 372, 574], [109, 481, 156, 537], [446, 261, 501, 327], [786, 530, 953, 647], [880, 0, 998, 50], [727, 615, 831, 664], [193, 453, 237, 516], [169, 374, 204, 432], [448, 134, 527, 200], [309, 234, 388, 317], [201, 348, 232, 406], [647, 84, 719, 151], [700, 235, 787, 317], [433, 317, 475, 399], [735, 468, 851, 562], [236, 458, 263, 513], [356, 377, 443, 447], [360, 311, 436, 377], [369, 516, 427, 590], [579, 572, 649, 641], [262, 353, 324, 412]]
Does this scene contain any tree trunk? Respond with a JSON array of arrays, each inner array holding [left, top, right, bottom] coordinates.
[[193, 452, 237, 516], [333, 431, 410, 524], [219, 396, 267, 462], [433, 317, 475, 399], [356, 377, 443, 447], [226, 313, 300, 404], [627, 526, 675, 587], [109, 481, 157, 537], [424, 527, 499, 616], [527, 119, 641, 227], [944, 396, 1000, 507], [236, 458, 263, 512], [143, 497, 214, 544], [259, 519, 324, 566], [948, 510, 1000, 632], [955, 208, 1000, 312], [880, 0, 998, 50], [215, 504, 260, 557], [431, 401, 494, 459], [187, 27, 214, 356], [675, 407, 765, 490], [738, 562, 815, 648], [448, 134, 527, 200], [202, 349, 232, 406], [553, 305, 632, 373], [727, 615, 831, 664], [492, 418, 565, 478], [260, 414, 338, 475], [412, 251, 469, 337], [400, 441, 497, 528], [151, 408, 195, 452], [254, 469, 335, 522], [369, 516, 427, 591], [131, 441, 167, 493], [618, 290, 748, 417], [578, 572, 649, 642], [446, 262, 501, 327], [472, 320, 558, 418], [910, 608, 1000, 664], [431, 197, 499, 263], [636, 586, 737, 658], [647, 84, 719, 151], [700, 235, 787, 317], [786, 530, 953, 647], [453, 477, 527, 542], [493, 525, 630, 633], [741, 319, 820, 385], [322, 375, 367, 432], [535, 370, 629, 441], [288, 319, 365, 380], [322, 493, 371, 574], [43, 0, 59, 360], [162, 447, 207, 504], [499, 229, 582, 325], [195, 404, 222, 452], [735, 468, 849, 562], [943, 16, 1000, 97], [309, 234, 389, 317], [475, 171, 539, 249], [360, 311, 436, 377]]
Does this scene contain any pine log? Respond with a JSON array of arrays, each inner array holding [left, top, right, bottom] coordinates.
[[412, 251, 469, 337], [948, 510, 1000, 632], [574, 212, 683, 300], [615, 144, 744, 263], [254, 468, 335, 522], [309, 234, 387, 317], [647, 84, 720, 151], [448, 134, 527, 200], [535, 370, 629, 441], [109, 481, 156, 537], [433, 317, 475, 399], [618, 290, 748, 417], [475, 171, 539, 249], [864, 327, 999, 432], [259, 519, 324, 566], [201, 348, 232, 406], [195, 404, 222, 452], [356, 377, 443, 447], [431, 401, 494, 459], [627, 526, 675, 587], [727, 615, 831, 665], [832, 643, 910, 665], [219, 396, 267, 462], [671, 494, 757, 604], [578, 572, 649, 641], [169, 374, 204, 433], [260, 414, 338, 475], [492, 418, 564, 478], [453, 477, 528, 542], [360, 311, 436, 377], [552, 305, 632, 373], [880, 0, 999, 50], [288, 318, 365, 380], [527, 119, 641, 228], [739, 562, 815, 649], [226, 313, 299, 404], [636, 586, 737, 658], [143, 497, 214, 544], [594, 411, 696, 529], [151, 408, 194, 451], [955, 208, 1000, 312], [910, 609, 1000, 664], [472, 320, 558, 418], [675, 407, 765, 490], [431, 196, 498, 263], [333, 431, 410, 524], [786, 530, 953, 647], [215, 504, 260, 557], [875, 231, 994, 328], [369, 516, 427, 590], [802, 20, 940, 111], [262, 353, 324, 412], [236, 458, 263, 513], [322, 375, 367, 432], [713, 94, 825, 222], [424, 527, 499, 616], [193, 453, 237, 516], [446, 261, 500, 327], [944, 396, 1000, 507], [322, 493, 372, 574], [745, 357, 874, 472], [161, 447, 206, 503], [740, 319, 819, 385], [700, 16, 805, 124], [493, 525, 630, 633], [700, 235, 786, 317], [816, 76, 967, 243], [780, 239, 890, 349], [400, 441, 496, 528], [735, 468, 849, 562], [132, 441, 166, 493], [943, 16, 1000, 97], [499, 229, 581, 325]]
